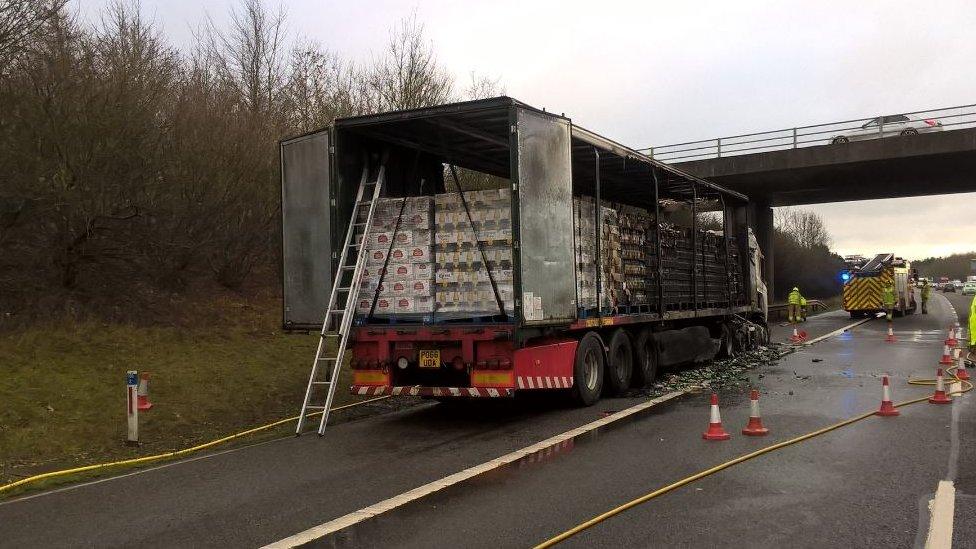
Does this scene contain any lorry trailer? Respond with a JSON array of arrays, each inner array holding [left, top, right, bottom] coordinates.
[[280, 97, 769, 428]]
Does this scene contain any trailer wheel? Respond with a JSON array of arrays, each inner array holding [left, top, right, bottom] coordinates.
[[604, 329, 633, 396], [632, 327, 660, 387], [571, 332, 604, 406]]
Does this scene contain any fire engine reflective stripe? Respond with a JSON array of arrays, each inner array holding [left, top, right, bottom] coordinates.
[[517, 377, 525, 389], [527, 377, 535, 388], [536, 376, 544, 388]]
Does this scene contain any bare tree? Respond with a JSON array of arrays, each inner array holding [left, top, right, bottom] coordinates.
[[463, 71, 503, 100], [204, 0, 286, 118], [284, 40, 361, 132], [365, 14, 453, 111], [0, 0, 67, 67], [775, 207, 832, 249]]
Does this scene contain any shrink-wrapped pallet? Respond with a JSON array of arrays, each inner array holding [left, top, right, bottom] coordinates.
[[356, 196, 434, 316], [434, 189, 514, 318]]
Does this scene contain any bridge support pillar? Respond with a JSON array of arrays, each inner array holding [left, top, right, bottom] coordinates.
[[753, 202, 774, 300]]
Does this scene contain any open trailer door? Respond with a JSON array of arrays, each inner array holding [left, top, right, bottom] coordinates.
[[280, 128, 334, 330], [513, 107, 576, 326]]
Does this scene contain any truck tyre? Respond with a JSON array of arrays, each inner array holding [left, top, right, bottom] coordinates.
[[632, 327, 660, 387], [604, 329, 633, 396], [572, 332, 605, 406]]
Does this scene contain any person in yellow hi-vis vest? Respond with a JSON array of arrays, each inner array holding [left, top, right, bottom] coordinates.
[[968, 293, 976, 365], [788, 287, 802, 323], [799, 295, 808, 321], [920, 279, 931, 314], [882, 281, 897, 321]]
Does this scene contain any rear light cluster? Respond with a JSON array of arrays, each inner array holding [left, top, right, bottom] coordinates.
[[475, 359, 513, 370], [923, 119, 940, 126]]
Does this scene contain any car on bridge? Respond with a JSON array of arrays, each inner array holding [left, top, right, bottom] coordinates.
[[830, 114, 943, 144], [943, 281, 956, 292], [963, 281, 976, 295]]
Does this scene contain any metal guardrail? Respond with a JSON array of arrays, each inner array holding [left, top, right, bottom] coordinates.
[[642, 104, 976, 162]]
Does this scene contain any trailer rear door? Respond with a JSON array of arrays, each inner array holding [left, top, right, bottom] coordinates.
[[280, 129, 334, 329], [514, 108, 576, 325]]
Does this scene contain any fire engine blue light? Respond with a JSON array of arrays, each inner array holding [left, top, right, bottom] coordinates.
[[841, 272, 851, 282]]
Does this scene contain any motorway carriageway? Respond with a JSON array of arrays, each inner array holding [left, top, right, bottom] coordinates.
[[0, 294, 972, 547]]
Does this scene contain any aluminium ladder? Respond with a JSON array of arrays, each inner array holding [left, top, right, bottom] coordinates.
[[296, 160, 385, 435]]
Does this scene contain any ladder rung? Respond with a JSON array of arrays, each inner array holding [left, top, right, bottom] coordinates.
[[317, 356, 338, 361], [305, 405, 327, 410], [330, 309, 346, 315], [341, 265, 356, 270], [312, 381, 332, 385], [357, 200, 373, 206], [337, 287, 351, 292]]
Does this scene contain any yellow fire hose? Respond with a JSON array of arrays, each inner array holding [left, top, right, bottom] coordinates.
[[534, 368, 973, 548], [0, 396, 390, 496]]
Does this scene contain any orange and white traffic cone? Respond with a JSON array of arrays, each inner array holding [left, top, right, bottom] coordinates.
[[876, 375, 899, 416], [742, 389, 770, 436], [702, 393, 731, 441], [789, 328, 807, 343], [137, 372, 153, 411], [939, 344, 953, 365], [947, 326, 958, 347], [928, 368, 952, 404], [956, 355, 971, 382], [885, 324, 897, 343]]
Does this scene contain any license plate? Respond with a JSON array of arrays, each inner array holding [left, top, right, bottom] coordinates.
[[418, 350, 440, 369]]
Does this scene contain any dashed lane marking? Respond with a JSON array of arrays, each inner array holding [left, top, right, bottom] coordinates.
[[925, 480, 956, 549]]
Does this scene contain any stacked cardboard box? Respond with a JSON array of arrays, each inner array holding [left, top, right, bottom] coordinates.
[[356, 197, 434, 316], [573, 196, 619, 310], [618, 204, 653, 306], [434, 189, 513, 318]]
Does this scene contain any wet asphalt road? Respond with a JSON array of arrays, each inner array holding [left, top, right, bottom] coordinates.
[[0, 295, 971, 548], [306, 295, 974, 548]]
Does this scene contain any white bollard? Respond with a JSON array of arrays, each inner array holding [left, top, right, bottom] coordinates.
[[126, 370, 139, 444]]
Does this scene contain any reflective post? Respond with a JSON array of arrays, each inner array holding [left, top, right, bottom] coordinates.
[[126, 370, 139, 445]]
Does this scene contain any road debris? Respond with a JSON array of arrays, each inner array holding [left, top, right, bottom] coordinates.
[[635, 346, 783, 397]]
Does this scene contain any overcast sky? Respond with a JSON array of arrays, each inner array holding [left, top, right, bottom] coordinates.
[[77, 0, 976, 260]]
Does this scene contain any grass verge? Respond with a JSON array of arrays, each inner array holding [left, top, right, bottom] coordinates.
[[0, 292, 362, 494]]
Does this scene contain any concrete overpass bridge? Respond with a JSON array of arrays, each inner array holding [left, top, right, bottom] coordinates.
[[642, 104, 976, 296]]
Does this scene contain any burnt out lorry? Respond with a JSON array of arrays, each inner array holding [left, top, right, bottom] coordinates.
[[280, 97, 769, 433]]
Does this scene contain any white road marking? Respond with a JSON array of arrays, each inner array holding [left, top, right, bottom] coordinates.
[[261, 391, 687, 548], [924, 480, 955, 549], [799, 313, 881, 347]]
